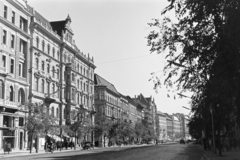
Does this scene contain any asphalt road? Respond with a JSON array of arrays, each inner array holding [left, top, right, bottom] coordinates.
[[1, 144, 204, 160]]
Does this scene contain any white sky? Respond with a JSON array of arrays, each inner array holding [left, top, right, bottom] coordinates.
[[27, 0, 192, 115]]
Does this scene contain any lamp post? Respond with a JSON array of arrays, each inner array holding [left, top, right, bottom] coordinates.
[[90, 105, 96, 146], [210, 103, 216, 153]]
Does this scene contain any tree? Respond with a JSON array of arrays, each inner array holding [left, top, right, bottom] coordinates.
[[135, 122, 145, 143], [23, 102, 57, 153], [147, 0, 240, 156], [94, 113, 113, 147]]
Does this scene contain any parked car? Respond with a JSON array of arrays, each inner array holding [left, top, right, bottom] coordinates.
[[180, 139, 185, 144], [82, 142, 93, 150]]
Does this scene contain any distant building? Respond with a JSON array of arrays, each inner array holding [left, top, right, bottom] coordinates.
[[165, 113, 173, 141], [173, 113, 185, 138], [94, 74, 122, 146], [157, 111, 167, 142], [172, 115, 181, 140]]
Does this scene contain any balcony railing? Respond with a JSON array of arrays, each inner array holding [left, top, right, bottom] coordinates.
[[19, 52, 25, 59], [0, 66, 6, 72], [5, 100, 20, 108], [19, 76, 27, 82]]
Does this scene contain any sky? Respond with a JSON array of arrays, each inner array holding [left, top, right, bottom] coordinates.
[[27, 0, 192, 115]]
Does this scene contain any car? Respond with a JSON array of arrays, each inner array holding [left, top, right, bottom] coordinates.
[[180, 139, 185, 144], [82, 142, 93, 150]]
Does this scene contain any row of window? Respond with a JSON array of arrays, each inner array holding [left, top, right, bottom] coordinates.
[[76, 79, 93, 94], [0, 82, 25, 105], [34, 77, 60, 97], [1, 29, 28, 55], [105, 105, 121, 118], [3, 5, 27, 32], [35, 37, 60, 60], [35, 58, 59, 78], [1, 55, 25, 77]]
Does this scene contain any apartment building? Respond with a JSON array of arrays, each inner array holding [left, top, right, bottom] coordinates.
[[157, 111, 167, 142], [28, 9, 95, 149], [0, 0, 32, 151]]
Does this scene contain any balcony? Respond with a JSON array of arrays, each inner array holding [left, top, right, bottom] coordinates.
[[0, 98, 4, 105], [19, 52, 25, 59], [71, 81, 76, 87], [0, 66, 6, 73], [5, 100, 20, 109], [19, 76, 26, 82]]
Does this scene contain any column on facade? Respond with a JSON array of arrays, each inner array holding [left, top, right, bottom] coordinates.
[[0, 114, 3, 151]]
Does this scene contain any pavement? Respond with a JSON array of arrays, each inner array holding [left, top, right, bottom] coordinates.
[[201, 147, 240, 160], [0, 142, 178, 159], [0, 146, 85, 158]]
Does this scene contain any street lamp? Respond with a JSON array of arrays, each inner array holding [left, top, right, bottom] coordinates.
[[210, 103, 216, 154]]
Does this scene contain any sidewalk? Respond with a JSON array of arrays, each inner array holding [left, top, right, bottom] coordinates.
[[0, 142, 176, 158], [202, 148, 240, 160], [0, 146, 84, 158]]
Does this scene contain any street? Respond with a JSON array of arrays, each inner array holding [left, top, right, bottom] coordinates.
[[1, 143, 204, 160]]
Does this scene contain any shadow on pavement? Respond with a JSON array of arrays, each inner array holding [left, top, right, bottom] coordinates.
[[169, 144, 204, 160], [32, 146, 153, 160]]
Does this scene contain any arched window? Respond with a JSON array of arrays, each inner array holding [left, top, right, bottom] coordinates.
[[52, 47, 55, 58], [52, 107, 54, 117], [47, 44, 50, 54], [35, 77, 38, 91], [56, 107, 59, 118], [36, 37, 39, 48], [83, 68, 85, 76], [64, 108, 66, 119], [77, 79, 79, 89], [47, 64, 50, 73], [42, 40, 45, 51], [47, 82, 50, 95], [77, 94, 80, 104], [68, 56, 70, 63], [57, 69, 59, 78], [72, 73, 74, 81], [57, 86, 60, 98], [35, 58, 39, 70], [80, 66, 82, 74], [72, 88, 75, 100], [57, 51, 60, 60], [52, 67, 55, 77], [0, 80, 3, 99], [80, 81, 82, 90], [41, 61, 44, 71], [64, 54, 66, 63], [77, 64, 79, 72], [41, 79, 44, 93], [83, 82, 85, 91], [9, 86, 14, 101], [52, 83, 55, 97], [18, 88, 25, 105]]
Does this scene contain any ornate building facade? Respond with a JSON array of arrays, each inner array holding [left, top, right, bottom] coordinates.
[[0, 0, 32, 151], [0, 0, 95, 151]]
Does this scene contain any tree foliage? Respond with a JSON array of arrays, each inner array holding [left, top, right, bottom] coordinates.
[[147, 0, 240, 155]]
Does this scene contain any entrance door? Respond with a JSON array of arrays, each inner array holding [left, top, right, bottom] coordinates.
[[20, 132, 23, 150]]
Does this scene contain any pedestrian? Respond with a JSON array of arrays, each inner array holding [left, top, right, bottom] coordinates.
[[3, 142, 7, 154], [7, 143, 11, 154]]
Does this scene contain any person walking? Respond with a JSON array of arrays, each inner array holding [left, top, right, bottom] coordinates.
[[3, 142, 7, 154], [7, 143, 11, 154]]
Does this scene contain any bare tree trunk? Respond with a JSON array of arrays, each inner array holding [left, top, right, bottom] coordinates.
[[30, 126, 35, 153], [103, 134, 105, 147], [218, 124, 222, 156], [74, 131, 77, 150]]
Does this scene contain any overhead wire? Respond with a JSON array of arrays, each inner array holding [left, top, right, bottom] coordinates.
[[96, 54, 159, 65]]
